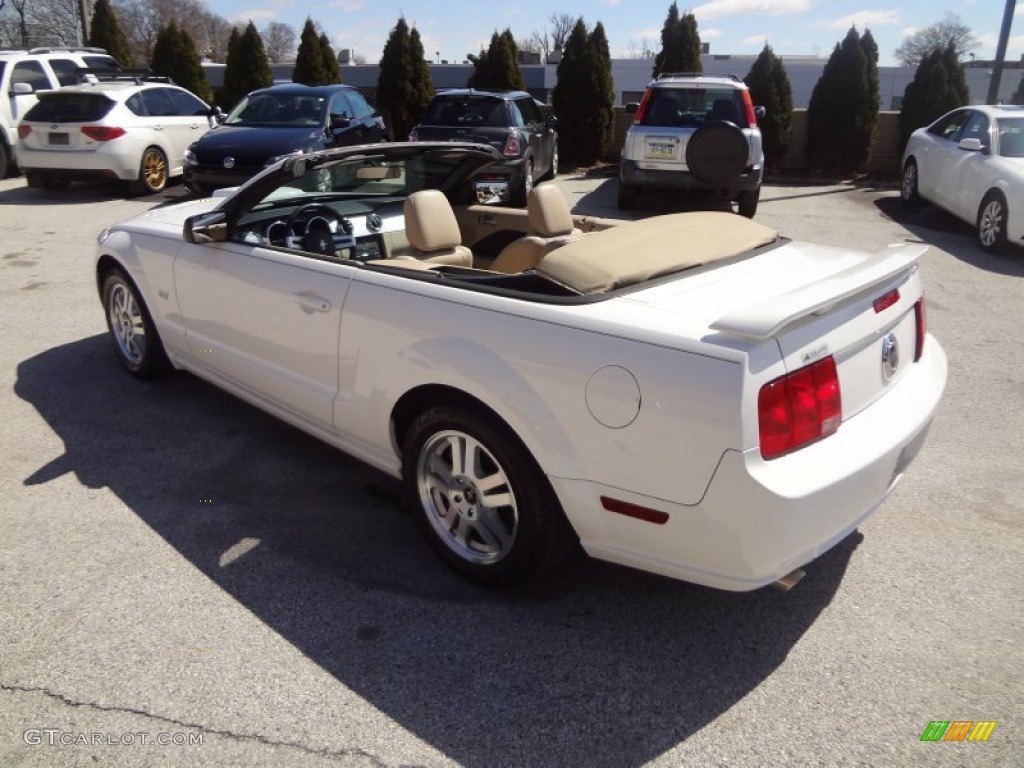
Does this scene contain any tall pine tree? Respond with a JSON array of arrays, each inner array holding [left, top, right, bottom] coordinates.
[[552, 18, 602, 166], [588, 22, 615, 161], [376, 17, 434, 141], [293, 18, 330, 85], [150, 23, 212, 102], [898, 45, 968, 153], [319, 33, 341, 84], [222, 22, 272, 110], [653, 2, 702, 77], [88, 0, 133, 67], [744, 44, 793, 169], [468, 29, 524, 90], [806, 27, 873, 174]]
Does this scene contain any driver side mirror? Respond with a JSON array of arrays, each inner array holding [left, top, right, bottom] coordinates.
[[11, 82, 33, 95], [958, 137, 986, 154], [330, 115, 352, 131], [183, 210, 228, 243]]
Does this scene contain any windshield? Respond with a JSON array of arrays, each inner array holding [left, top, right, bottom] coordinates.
[[998, 117, 1024, 157], [225, 92, 326, 127]]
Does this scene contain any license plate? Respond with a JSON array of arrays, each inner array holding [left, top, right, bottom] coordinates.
[[48, 133, 69, 145], [645, 138, 678, 160]]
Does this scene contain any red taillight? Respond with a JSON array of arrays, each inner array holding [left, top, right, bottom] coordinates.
[[758, 357, 842, 460], [81, 126, 125, 141], [634, 89, 653, 124], [914, 298, 926, 361], [872, 288, 900, 313], [408, 126, 419, 141], [742, 90, 757, 127], [18, 124, 32, 139], [502, 131, 521, 157]]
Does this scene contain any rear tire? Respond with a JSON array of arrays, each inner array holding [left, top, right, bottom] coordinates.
[[402, 405, 577, 587], [513, 159, 534, 207], [0, 141, 10, 178], [736, 187, 760, 218], [977, 191, 1009, 253], [128, 146, 168, 195]]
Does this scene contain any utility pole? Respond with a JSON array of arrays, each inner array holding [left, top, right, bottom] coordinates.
[[987, 0, 1016, 103]]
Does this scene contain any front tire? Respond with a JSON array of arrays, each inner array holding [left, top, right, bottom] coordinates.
[[978, 191, 1009, 253], [129, 146, 168, 195], [0, 141, 10, 178], [101, 268, 169, 378], [402, 406, 576, 587], [901, 159, 919, 205]]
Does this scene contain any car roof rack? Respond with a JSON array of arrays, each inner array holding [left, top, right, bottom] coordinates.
[[74, 67, 175, 85], [0, 46, 110, 55], [656, 72, 743, 83]]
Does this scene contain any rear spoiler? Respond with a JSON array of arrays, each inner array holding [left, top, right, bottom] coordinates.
[[710, 244, 926, 339]]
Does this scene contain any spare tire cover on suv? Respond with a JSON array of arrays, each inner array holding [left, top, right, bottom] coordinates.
[[685, 121, 749, 185]]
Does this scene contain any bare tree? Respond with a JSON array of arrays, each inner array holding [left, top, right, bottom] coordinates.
[[626, 38, 655, 59], [548, 12, 575, 52], [23, 0, 81, 46], [894, 12, 979, 66], [518, 30, 550, 62], [262, 20, 296, 63], [9, 0, 28, 46]]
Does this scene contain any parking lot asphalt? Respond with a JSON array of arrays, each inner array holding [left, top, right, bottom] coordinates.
[[0, 172, 1021, 767]]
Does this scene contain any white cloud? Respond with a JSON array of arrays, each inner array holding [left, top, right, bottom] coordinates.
[[900, 26, 918, 36], [692, 0, 815, 22], [702, 28, 724, 40], [603, 0, 624, 6], [228, 9, 277, 24], [631, 26, 663, 41], [827, 10, 901, 30], [329, 0, 366, 10], [741, 34, 770, 46]]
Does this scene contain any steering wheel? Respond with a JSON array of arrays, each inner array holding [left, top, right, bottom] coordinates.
[[285, 203, 340, 253]]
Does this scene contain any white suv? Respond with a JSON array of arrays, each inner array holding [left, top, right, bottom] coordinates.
[[0, 46, 120, 177], [618, 73, 764, 217]]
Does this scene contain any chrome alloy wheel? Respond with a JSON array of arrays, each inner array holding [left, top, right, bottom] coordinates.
[[107, 281, 147, 365], [416, 429, 519, 565], [979, 196, 1005, 249]]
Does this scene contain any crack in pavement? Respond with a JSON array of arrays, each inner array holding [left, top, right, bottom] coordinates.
[[1, 681, 390, 766]]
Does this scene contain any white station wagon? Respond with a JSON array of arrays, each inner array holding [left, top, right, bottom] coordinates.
[[95, 142, 947, 591]]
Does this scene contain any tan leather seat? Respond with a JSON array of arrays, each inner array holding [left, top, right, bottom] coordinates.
[[402, 190, 473, 267], [490, 183, 583, 274]]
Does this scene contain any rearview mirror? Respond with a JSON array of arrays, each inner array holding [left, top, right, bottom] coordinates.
[[183, 210, 228, 243], [355, 165, 401, 180]]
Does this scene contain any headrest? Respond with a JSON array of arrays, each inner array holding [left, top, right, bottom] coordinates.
[[528, 183, 575, 237], [404, 190, 463, 252]]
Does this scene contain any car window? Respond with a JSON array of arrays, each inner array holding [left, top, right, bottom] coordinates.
[[422, 98, 507, 127], [141, 88, 177, 117], [125, 93, 145, 116], [997, 117, 1024, 157], [226, 92, 321, 126], [928, 110, 969, 141], [329, 92, 354, 120], [12, 61, 51, 91], [83, 55, 120, 69], [167, 88, 208, 116], [23, 93, 116, 122], [347, 91, 373, 118], [508, 100, 525, 127], [516, 97, 542, 125], [641, 87, 747, 129], [957, 111, 990, 147], [49, 59, 80, 87]]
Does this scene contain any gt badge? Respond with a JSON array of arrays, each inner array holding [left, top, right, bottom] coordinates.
[[881, 333, 900, 381]]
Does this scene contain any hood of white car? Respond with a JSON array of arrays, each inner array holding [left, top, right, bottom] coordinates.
[[114, 197, 224, 236]]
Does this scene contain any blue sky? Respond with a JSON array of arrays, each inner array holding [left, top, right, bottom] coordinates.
[[205, 0, 1022, 67]]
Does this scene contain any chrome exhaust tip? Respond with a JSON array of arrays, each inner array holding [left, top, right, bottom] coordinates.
[[772, 568, 806, 592]]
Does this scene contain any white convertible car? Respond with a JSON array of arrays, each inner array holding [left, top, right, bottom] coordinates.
[[96, 142, 947, 590]]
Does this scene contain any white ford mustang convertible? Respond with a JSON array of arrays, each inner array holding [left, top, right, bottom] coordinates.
[[95, 142, 947, 590]]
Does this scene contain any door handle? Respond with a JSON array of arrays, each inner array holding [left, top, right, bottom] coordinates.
[[293, 290, 331, 313]]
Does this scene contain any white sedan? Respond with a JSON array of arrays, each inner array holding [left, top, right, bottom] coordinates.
[[95, 142, 947, 591], [901, 104, 1024, 252]]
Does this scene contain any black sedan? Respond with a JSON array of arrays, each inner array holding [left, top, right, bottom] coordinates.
[[183, 84, 387, 194]]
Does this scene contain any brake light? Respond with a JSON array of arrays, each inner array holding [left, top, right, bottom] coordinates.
[[758, 357, 842, 460], [634, 89, 653, 124], [742, 90, 757, 127], [502, 131, 521, 157], [18, 125, 32, 139], [872, 288, 900, 313], [914, 298, 926, 361], [408, 126, 419, 141], [81, 126, 125, 141]]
